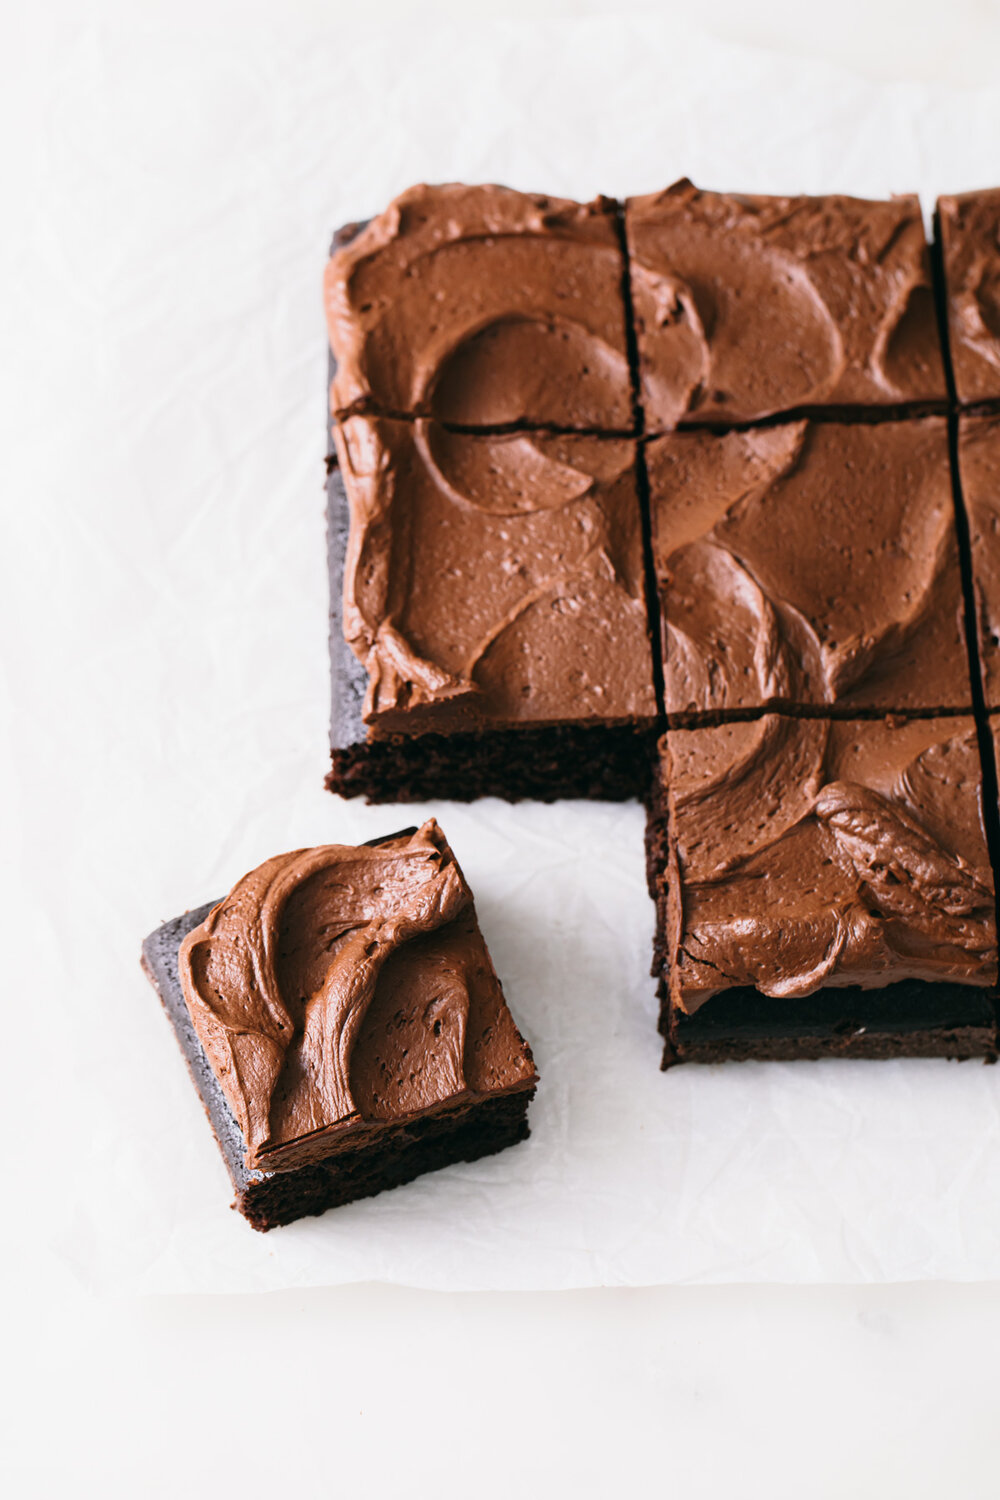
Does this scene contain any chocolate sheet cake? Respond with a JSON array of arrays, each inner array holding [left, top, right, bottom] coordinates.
[[319, 174, 1000, 1071], [141, 822, 537, 1229]]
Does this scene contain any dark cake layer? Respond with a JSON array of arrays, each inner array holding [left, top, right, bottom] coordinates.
[[328, 724, 657, 804], [660, 977, 997, 1067], [142, 901, 535, 1231]]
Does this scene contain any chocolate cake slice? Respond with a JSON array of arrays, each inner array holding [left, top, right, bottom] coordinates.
[[646, 417, 973, 719], [626, 179, 946, 431], [648, 715, 998, 1065], [326, 415, 658, 803], [141, 821, 537, 1229], [324, 182, 635, 431], [936, 188, 1000, 407]]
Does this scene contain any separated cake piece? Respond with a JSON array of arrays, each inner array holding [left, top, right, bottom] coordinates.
[[648, 715, 998, 1065], [647, 417, 972, 718], [626, 179, 946, 430], [324, 183, 634, 431], [141, 821, 537, 1230], [936, 188, 1000, 406], [327, 417, 658, 802], [958, 413, 1000, 709]]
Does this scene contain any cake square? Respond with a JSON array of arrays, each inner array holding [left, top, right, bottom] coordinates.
[[957, 413, 1000, 708], [324, 183, 634, 431], [626, 179, 946, 431], [326, 415, 658, 803], [936, 189, 1000, 405], [648, 715, 998, 1065], [141, 821, 537, 1230], [646, 417, 972, 717]]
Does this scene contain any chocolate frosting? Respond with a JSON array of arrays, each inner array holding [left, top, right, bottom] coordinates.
[[178, 821, 536, 1172], [663, 716, 997, 1013], [958, 413, 1000, 708], [325, 182, 633, 430], [938, 189, 1000, 404], [333, 415, 657, 735], [647, 418, 971, 716], [627, 179, 946, 429]]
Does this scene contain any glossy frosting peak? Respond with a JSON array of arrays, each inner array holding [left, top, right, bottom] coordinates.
[[648, 418, 971, 716], [627, 179, 946, 428], [334, 416, 656, 735], [664, 717, 997, 1013], [178, 822, 535, 1172], [325, 182, 633, 429]]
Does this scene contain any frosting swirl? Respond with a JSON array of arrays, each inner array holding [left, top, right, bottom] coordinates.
[[325, 182, 633, 430], [648, 418, 971, 716], [664, 717, 998, 1013], [334, 416, 657, 735], [627, 179, 946, 429], [178, 821, 536, 1171]]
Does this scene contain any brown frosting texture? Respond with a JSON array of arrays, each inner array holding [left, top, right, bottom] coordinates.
[[938, 189, 1000, 404], [627, 179, 946, 429], [664, 716, 997, 1013], [325, 182, 633, 430], [178, 821, 536, 1172], [648, 418, 971, 716], [958, 413, 1000, 708], [334, 416, 657, 735]]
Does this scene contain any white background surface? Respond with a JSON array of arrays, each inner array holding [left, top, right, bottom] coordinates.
[[8, 0, 1000, 1493]]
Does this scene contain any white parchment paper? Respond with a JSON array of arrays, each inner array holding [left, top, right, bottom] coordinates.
[[11, 8, 1000, 1292]]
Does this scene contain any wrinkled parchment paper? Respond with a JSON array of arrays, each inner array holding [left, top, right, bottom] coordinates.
[[13, 10, 1000, 1291]]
